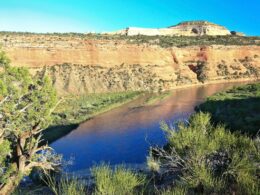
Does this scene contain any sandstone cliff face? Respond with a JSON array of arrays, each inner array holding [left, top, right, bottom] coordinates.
[[1, 34, 259, 95]]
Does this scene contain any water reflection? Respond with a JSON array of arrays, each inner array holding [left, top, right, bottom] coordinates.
[[51, 82, 250, 171]]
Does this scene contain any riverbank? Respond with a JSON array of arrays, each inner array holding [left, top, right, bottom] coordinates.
[[43, 91, 143, 143], [44, 79, 258, 143], [144, 78, 259, 107], [144, 91, 171, 105], [197, 82, 260, 136], [166, 77, 259, 92]]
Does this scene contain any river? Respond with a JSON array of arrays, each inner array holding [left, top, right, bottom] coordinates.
[[51, 82, 250, 172]]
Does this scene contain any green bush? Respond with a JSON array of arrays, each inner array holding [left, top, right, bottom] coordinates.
[[91, 164, 145, 195], [151, 112, 260, 194]]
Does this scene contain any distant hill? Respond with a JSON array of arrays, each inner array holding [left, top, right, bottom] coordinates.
[[106, 20, 244, 36]]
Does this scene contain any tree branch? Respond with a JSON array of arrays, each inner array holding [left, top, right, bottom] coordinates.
[[0, 96, 9, 106], [25, 161, 55, 173], [48, 98, 63, 116], [18, 103, 33, 113]]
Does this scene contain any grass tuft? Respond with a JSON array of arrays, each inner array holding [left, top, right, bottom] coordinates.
[[91, 164, 145, 195]]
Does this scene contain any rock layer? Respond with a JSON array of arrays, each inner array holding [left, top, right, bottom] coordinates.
[[1, 34, 259, 95]]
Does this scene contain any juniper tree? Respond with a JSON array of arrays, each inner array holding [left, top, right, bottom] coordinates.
[[0, 51, 61, 194]]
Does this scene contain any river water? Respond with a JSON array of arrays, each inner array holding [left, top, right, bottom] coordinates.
[[51, 82, 250, 172]]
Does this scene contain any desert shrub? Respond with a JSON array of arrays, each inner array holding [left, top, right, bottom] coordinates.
[[56, 178, 85, 195], [91, 164, 145, 195], [150, 112, 260, 194], [160, 186, 187, 195], [1, 32, 260, 48], [43, 173, 86, 195], [217, 63, 229, 76]]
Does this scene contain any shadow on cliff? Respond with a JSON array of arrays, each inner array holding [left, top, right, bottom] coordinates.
[[196, 97, 260, 137]]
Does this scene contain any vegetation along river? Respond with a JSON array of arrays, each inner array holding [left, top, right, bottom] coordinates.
[[51, 81, 252, 172]]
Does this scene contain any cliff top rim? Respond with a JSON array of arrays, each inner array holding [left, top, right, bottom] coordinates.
[[169, 20, 226, 28]]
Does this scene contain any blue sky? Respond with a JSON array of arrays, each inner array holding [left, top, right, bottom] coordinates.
[[0, 0, 259, 35]]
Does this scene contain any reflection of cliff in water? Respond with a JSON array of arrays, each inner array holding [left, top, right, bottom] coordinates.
[[70, 82, 245, 136], [51, 81, 253, 171]]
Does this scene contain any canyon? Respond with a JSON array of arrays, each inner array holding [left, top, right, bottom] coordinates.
[[0, 32, 260, 95]]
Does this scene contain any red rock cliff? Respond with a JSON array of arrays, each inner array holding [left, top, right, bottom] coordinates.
[[1, 34, 259, 94]]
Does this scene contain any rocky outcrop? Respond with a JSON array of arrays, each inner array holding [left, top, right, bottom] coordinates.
[[107, 21, 232, 36], [1, 33, 259, 95]]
